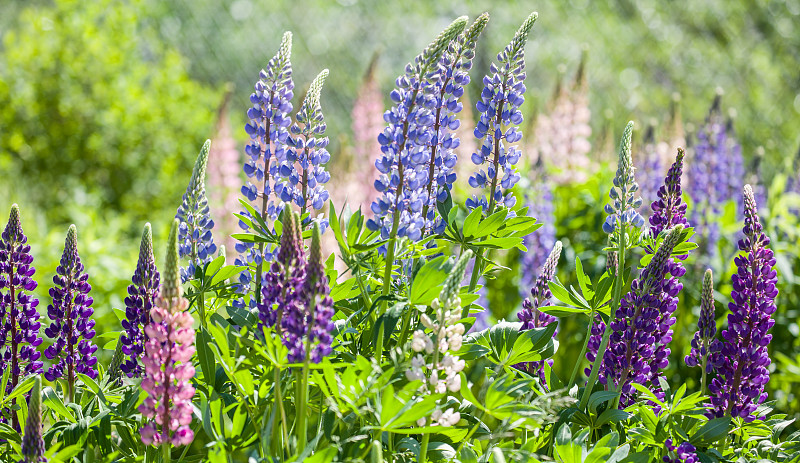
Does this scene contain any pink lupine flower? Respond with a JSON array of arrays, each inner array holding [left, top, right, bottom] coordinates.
[[207, 89, 242, 254]]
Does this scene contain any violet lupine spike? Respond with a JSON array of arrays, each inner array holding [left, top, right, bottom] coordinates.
[[0, 205, 44, 398], [602, 121, 645, 234], [44, 225, 98, 386], [420, 13, 489, 236], [235, 31, 295, 309], [366, 17, 468, 242], [516, 241, 561, 381], [662, 439, 699, 463], [120, 223, 160, 378], [303, 223, 335, 363], [176, 139, 217, 283], [466, 12, 537, 215], [283, 69, 332, 228], [519, 161, 556, 295], [685, 270, 716, 376], [637, 125, 664, 212], [708, 185, 778, 422], [19, 376, 45, 463], [139, 219, 196, 447], [588, 225, 685, 408]]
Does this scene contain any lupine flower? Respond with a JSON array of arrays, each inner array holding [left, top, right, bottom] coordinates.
[[685, 269, 716, 388], [602, 121, 644, 234], [516, 241, 561, 381], [282, 69, 332, 225], [519, 161, 556, 294], [367, 17, 467, 241], [466, 12, 537, 214], [302, 223, 335, 363], [176, 140, 217, 282], [120, 223, 160, 378], [662, 439, 698, 463], [420, 13, 488, 236], [708, 185, 778, 422], [139, 219, 196, 447], [636, 125, 665, 210], [587, 225, 685, 407], [207, 90, 242, 254], [44, 225, 98, 387], [531, 55, 592, 185], [235, 31, 295, 308], [407, 251, 471, 427], [19, 375, 45, 463], [0, 205, 44, 396]]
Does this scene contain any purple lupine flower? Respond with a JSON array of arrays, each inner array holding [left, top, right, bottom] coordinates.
[[420, 14, 488, 236], [0, 205, 44, 398], [602, 121, 645, 234], [662, 439, 698, 463], [588, 225, 685, 407], [519, 160, 556, 294], [176, 140, 217, 282], [367, 17, 467, 242], [302, 223, 335, 363], [466, 12, 537, 215], [120, 223, 160, 378], [44, 225, 98, 393], [235, 31, 295, 309], [636, 125, 665, 212], [708, 185, 778, 422], [19, 376, 45, 463], [685, 269, 715, 392], [282, 69, 332, 227], [139, 219, 196, 447], [516, 241, 561, 381]]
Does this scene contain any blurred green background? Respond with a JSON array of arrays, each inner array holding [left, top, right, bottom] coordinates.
[[1, 0, 799, 419]]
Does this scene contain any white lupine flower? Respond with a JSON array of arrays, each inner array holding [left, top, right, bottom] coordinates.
[[446, 373, 461, 392]]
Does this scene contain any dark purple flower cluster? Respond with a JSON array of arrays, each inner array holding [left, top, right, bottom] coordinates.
[[587, 225, 684, 407], [283, 69, 332, 223], [708, 185, 777, 422], [516, 241, 561, 380], [367, 17, 467, 241], [235, 31, 295, 308], [0, 205, 44, 394], [466, 12, 537, 214], [259, 212, 335, 363], [176, 140, 217, 282], [44, 225, 98, 383], [519, 162, 555, 295], [120, 224, 160, 378], [420, 14, 488, 236], [685, 269, 715, 377], [602, 121, 644, 234], [662, 439, 698, 463], [636, 125, 665, 211]]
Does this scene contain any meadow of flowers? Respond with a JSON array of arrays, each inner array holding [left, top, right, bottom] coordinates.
[[1, 9, 799, 463]]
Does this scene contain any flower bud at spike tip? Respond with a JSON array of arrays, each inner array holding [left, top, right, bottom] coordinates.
[[162, 219, 182, 302], [686, 269, 715, 371], [20, 376, 45, 463], [176, 140, 217, 282]]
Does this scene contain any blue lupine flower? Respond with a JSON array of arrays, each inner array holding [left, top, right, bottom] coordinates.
[[466, 12, 537, 215], [602, 121, 645, 234], [366, 17, 468, 242], [282, 69, 332, 230], [519, 161, 555, 294], [175, 140, 217, 282], [420, 14, 488, 236], [235, 32, 295, 308]]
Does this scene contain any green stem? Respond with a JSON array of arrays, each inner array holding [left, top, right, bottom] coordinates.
[[197, 291, 207, 330], [701, 352, 708, 395], [420, 432, 431, 463], [568, 316, 595, 391], [579, 226, 626, 410], [274, 365, 289, 456], [162, 442, 170, 463], [463, 248, 485, 319]]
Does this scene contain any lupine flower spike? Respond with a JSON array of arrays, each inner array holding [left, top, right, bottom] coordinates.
[[176, 140, 217, 282], [283, 69, 332, 224], [467, 12, 537, 215], [0, 205, 44, 427], [207, 88, 242, 254], [516, 241, 561, 380], [662, 439, 698, 463], [520, 159, 556, 293], [367, 16, 467, 242], [420, 13, 489, 236], [685, 269, 715, 393], [44, 225, 98, 402], [139, 219, 196, 448], [587, 225, 685, 407], [19, 375, 45, 463], [302, 223, 335, 363], [602, 121, 644, 234], [120, 223, 160, 378], [708, 185, 778, 421], [236, 31, 295, 309]]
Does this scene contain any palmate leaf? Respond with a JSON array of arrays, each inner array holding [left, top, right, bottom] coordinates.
[[462, 321, 557, 369]]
